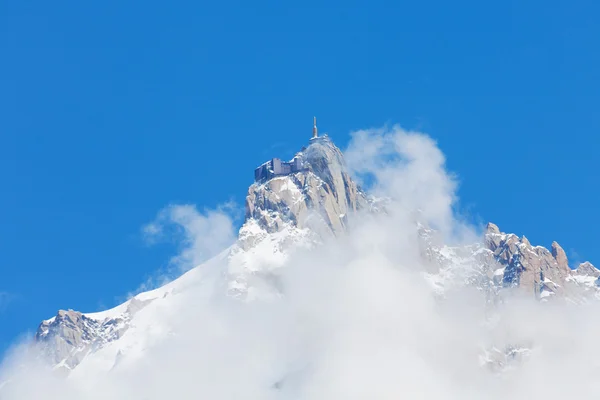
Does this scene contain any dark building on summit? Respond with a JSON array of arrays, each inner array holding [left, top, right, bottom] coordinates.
[[254, 157, 306, 182], [254, 117, 321, 183]]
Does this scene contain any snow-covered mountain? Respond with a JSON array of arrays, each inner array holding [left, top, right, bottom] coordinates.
[[33, 134, 599, 376]]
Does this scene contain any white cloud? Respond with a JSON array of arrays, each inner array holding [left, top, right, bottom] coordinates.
[[143, 203, 237, 270], [1, 125, 598, 399], [344, 125, 464, 238], [135, 203, 237, 292]]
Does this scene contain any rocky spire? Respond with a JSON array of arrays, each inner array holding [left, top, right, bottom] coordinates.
[[551, 241, 569, 271], [244, 136, 368, 236], [486, 222, 500, 234], [484, 222, 502, 251]]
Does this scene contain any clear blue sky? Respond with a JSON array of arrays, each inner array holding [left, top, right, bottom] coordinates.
[[1, 0, 598, 354]]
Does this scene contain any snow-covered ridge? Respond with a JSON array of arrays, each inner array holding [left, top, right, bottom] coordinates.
[[31, 138, 599, 374], [33, 135, 373, 371]]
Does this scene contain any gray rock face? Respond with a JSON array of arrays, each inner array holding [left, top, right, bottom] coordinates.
[[35, 298, 151, 371], [575, 261, 600, 278], [423, 222, 598, 304], [245, 136, 370, 237], [480, 225, 569, 297], [551, 241, 570, 271], [486, 222, 501, 235]]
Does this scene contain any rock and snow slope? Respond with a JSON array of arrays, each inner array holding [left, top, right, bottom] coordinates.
[[35, 136, 375, 373], [33, 135, 599, 376]]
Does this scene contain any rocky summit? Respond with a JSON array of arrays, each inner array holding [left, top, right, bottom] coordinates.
[[31, 135, 598, 374], [246, 136, 370, 236]]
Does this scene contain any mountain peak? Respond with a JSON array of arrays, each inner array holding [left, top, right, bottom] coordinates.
[[551, 241, 569, 270], [245, 135, 368, 236], [574, 261, 599, 277], [485, 222, 501, 235], [253, 135, 339, 183]]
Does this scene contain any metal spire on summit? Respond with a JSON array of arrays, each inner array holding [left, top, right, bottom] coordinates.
[[312, 116, 318, 138]]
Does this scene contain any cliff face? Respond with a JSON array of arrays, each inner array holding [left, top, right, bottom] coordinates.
[[421, 220, 600, 302], [486, 223, 572, 297], [229, 136, 373, 299], [35, 298, 152, 373], [245, 136, 370, 237], [482, 223, 599, 300]]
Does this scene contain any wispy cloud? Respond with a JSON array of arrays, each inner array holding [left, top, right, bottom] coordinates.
[[133, 203, 238, 294], [0, 292, 15, 313]]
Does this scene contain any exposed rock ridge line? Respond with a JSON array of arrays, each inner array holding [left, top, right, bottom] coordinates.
[[35, 298, 152, 372], [245, 136, 370, 237]]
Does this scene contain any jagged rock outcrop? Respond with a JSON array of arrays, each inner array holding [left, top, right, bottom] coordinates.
[[575, 261, 600, 278], [245, 136, 369, 237], [422, 222, 598, 304], [482, 226, 572, 298], [551, 241, 570, 271], [36, 298, 152, 371], [486, 222, 500, 235], [230, 137, 374, 298], [567, 261, 600, 295]]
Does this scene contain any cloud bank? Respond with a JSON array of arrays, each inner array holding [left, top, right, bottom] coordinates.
[[1, 125, 599, 399], [135, 203, 237, 292]]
